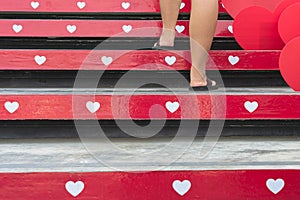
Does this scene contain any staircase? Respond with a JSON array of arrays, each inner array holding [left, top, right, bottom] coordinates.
[[0, 0, 299, 199]]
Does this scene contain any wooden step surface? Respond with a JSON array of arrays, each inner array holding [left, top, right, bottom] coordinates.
[[0, 87, 298, 120], [0, 0, 226, 13], [0, 169, 299, 199], [0, 49, 279, 70], [0, 20, 232, 37]]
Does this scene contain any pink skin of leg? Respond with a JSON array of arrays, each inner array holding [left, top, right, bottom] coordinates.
[[158, 0, 218, 87]]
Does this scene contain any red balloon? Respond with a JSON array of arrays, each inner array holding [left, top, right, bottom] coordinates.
[[233, 6, 285, 50], [274, 0, 300, 16], [278, 3, 300, 43], [279, 37, 300, 91], [221, 0, 283, 18]]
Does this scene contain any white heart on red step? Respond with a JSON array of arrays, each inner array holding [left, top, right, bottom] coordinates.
[[101, 56, 113, 66], [244, 101, 258, 113], [77, 2, 86, 9], [34, 55, 46, 65], [180, 2, 185, 9], [121, 2, 130, 9], [175, 25, 185, 33], [67, 25, 77, 33], [172, 180, 191, 196], [122, 25, 132, 33], [228, 55, 239, 65], [165, 56, 176, 66], [221, 3, 225, 8], [165, 101, 179, 113], [12, 24, 23, 33], [65, 181, 84, 197], [266, 178, 285, 194], [4, 101, 19, 114], [86, 101, 100, 113], [228, 25, 233, 34], [31, 1, 39, 9]]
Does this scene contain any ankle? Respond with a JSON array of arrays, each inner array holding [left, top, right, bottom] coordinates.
[[191, 66, 207, 80], [159, 28, 176, 46]]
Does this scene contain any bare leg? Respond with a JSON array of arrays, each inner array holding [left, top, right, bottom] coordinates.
[[158, 0, 181, 46], [190, 0, 218, 87]]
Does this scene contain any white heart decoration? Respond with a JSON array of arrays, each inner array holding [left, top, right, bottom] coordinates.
[[34, 55, 46, 66], [65, 181, 85, 197], [172, 180, 191, 196], [4, 101, 19, 114], [121, 2, 130, 9], [122, 25, 132, 33], [77, 2, 86, 9], [31, 1, 40, 9], [175, 25, 185, 33], [165, 56, 176, 66], [101, 56, 113, 66], [228, 25, 233, 34], [244, 101, 258, 113], [228, 55, 239, 65], [67, 25, 77, 33], [180, 2, 185, 9], [221, 3, 225, 8], [86, 101, 101, 113], [165, 101, 179, 113], [266, 179, 285, 194], [12, 24, 23, 33]]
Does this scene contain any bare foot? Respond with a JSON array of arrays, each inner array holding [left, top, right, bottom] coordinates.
[[190, 65, 216, 87], [190, 79, 217, 87]]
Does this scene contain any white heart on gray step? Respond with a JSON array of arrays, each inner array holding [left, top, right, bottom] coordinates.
[[12, 24, 23, 33], [165, 56, 176, 66], [34, 55, 46, 65], [86, 101, 100, 113], [121, 2, 130, 9], [67, 25, 77, 33], [180, 2, 185, 9], [244, 101, 258, 113], [4, 101, 19, 114], [166, 101, 179, 113], [65, 181, 84, 197], [175, 25, 185, 33], [228, 25, 233, 34], [266, 178, 285, 194], [172, 180, 191, 196], [31, 1, 40, 9], [228, 55, 239, 65], [101, 56, 113, 66], [122, 25, 132, 33], [77, 2, 86, 9]]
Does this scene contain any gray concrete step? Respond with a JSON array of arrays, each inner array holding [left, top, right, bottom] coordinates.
[[0, 137, 299, 172]]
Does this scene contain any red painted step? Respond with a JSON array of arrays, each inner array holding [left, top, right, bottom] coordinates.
[[0, 170, 298, 199], [0, 50, 279, 70], [0, 20, 233, 37], [0, 0, 226, 13], [0, 91, 299, 119]]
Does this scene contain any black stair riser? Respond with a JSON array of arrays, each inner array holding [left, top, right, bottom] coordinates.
[[0, 120, 298, 139], [0, 13, 231, 20], [0, 70, 287, 88], [0, 38, 241, 50]]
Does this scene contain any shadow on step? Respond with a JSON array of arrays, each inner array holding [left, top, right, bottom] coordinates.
[[0, 120, 299, 139], [0, 70, 288, 88]]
